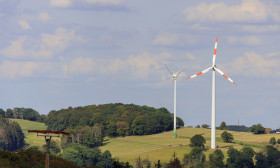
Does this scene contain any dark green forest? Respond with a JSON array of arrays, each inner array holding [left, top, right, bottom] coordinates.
[[0, 117, 24, 151]]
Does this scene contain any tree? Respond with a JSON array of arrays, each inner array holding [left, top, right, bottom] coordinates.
[[209, 149, 224, 168], [226, 147, 255, 168], [5, 109, 14, 118], [221, 131, 234, 143], [195, 125, 200, 128], [270, 137, 276, 145], [135, 156, 143, 168], [0, 109, 5, 117], [201, 124, 209, 128], [250, 124, 265, 134], [182, 147, 206, 167], [219, 121, 227, 130], [168, 153, 182, 168], [278, 139, 280, 144], [189, 135, 206, 148], [116, 121, 129, 137]]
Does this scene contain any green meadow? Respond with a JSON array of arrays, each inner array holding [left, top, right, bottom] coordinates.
[[99, 127, 280, 165]]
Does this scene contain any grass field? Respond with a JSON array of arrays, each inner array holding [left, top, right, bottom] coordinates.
[[10, 119, 50, 148], [99, 127, 280, 166], [10, 119, 280, 166]]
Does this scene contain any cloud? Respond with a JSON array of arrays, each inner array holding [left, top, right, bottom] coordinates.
[[223, 52, 280, 77], [0, 28, 85, 59], [62, 57, 96, 77], [86, 0, 123, 5], [101, 52, 171, 79], [1, 36, 27, 58], [50, 0, 71, 8], [41, 27, 85, 54], [227, 36, 262, 46], [241, 25, 280, 33], [183, 0, 271, 23], [38, 12, 50, 21], [153, 33, 178, 45], [18, 20, 31, 30], [186, 52, 196, 60], [49, 0, 123, 8], [0, 61, 54, 79]]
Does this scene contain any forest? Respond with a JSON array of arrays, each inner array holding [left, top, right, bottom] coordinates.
[[45, 103, 184, 146], [0, 117, 24, 151]]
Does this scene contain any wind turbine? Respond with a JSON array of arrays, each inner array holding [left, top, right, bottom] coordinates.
[[165, 65, 184, 138], [187, 37, 236, 149]]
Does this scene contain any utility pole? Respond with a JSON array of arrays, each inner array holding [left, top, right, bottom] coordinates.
[[28, 130, 69, 168]]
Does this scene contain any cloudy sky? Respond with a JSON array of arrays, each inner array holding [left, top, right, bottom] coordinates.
[[1, 0, 280, 129]]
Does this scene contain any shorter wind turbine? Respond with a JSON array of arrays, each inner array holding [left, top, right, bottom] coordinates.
[[165, 65, 184, 138], [187, 37, 236, 149]]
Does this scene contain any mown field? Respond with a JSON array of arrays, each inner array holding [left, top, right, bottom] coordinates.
[[99, 127, 280, 166]]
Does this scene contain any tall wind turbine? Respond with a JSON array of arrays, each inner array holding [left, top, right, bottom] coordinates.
[[165, 65, 184, 138], [187, 37, 236, 149]]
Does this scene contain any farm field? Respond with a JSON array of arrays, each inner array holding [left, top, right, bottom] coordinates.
[[99, 127, 280, 165]]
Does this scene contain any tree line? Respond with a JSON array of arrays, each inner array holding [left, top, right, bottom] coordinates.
[[0, 107, 45, 122]]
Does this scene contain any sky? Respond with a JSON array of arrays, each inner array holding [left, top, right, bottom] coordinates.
[[0, 0, 280, 129]]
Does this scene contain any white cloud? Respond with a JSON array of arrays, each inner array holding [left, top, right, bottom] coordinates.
[[18, 20, 31, 30], [41, 27, 85, 54], [183, 0, 270, 23], [86, 0, 123, 5], [50, 0, 123, 8], [100, 52, 171, 81], [0, 61, 54, 79], [186, 52, 196, 60], [223, 52, 280, 77], [62, 57, 96, 76], [1, 36, 27, 58], [227, 36, 262, 46], [38, 12, 50, 21], [0, 28, 85, 59], [153, 33, 178, 45], [241, 25, 280, 33], [50, 0, 72, 8]]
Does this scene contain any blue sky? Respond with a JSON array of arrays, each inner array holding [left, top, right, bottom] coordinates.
[[1, 0, 280, 129]]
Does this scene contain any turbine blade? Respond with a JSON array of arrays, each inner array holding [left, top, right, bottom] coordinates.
[[165, 65, 173, 75], [212, 37, 218, 67], [214, 67, 236, 84], [176, 68, 185, 76], [188, 67, 212, 79]]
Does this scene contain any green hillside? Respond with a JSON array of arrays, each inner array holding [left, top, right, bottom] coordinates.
[[99, 127, 280, 165], [11, 119, 280, 167], [10, 119, 49, 147]]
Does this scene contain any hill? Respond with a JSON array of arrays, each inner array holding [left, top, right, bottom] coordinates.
[[99, 127, 280, 166], [10, 119, 49, 147]]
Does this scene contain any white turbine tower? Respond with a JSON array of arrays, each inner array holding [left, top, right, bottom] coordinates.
[[165, 65, 184, 138], [187, 37, 236, 149]]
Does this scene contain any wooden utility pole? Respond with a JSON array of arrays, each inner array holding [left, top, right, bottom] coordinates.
[[28, 130, 69, 168]]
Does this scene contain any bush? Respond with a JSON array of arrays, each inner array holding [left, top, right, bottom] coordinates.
[[270, 137, 276, 145]]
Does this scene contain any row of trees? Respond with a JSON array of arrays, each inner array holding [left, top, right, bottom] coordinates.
[[0, 107, 45, 122]]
